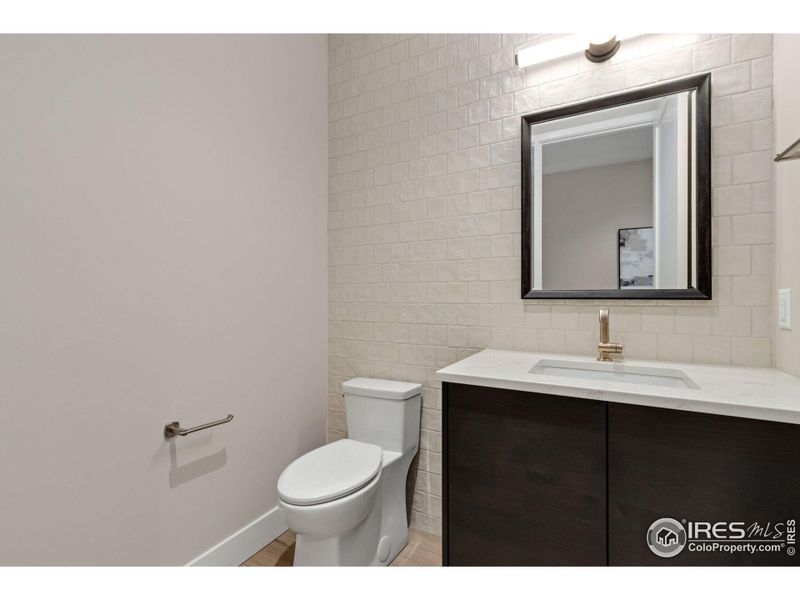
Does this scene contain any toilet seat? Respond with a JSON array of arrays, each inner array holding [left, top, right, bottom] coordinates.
[[277, 439, 383, 506]]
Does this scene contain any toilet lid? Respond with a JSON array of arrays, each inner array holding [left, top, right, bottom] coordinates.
[[277, 439, 383, 506]]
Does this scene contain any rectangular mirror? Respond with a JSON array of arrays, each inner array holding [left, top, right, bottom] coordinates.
[[521, 74, 711, 299]]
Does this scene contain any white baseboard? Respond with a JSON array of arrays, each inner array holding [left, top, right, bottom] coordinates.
[[188, 505, 288, 566]]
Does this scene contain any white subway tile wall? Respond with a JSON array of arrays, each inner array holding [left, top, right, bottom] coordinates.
[[327, 34, 774, 536]]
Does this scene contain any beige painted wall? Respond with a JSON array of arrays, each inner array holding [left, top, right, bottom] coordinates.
[[542, 159, 653, 290], [0, 35, 328, 564], [328, 34, 776, 536], [774, 34, 800, 377]]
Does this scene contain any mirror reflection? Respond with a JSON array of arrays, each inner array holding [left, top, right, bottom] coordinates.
[[522, 76, 710, 299]]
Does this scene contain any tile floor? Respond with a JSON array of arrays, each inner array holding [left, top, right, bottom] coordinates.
[[241, 528, 442, 567]]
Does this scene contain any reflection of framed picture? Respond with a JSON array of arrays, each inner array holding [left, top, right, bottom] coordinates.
[[618, 227, 654, 289]]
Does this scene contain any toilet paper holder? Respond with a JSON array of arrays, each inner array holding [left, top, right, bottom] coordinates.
[[164, 414, 234, 439]]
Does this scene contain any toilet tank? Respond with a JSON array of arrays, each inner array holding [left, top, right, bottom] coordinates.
[[342, 378, 422, 453]]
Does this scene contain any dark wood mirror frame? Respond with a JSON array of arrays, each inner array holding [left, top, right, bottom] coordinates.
[[521, 73, 711, 300]]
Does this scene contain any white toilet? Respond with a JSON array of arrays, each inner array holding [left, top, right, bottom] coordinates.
[[277, 378, 422, 566]]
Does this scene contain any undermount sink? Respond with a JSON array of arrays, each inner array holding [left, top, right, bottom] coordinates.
[[529, 359, 700, 390]]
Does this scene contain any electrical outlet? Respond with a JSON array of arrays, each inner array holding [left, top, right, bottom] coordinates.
[[779, 288, 792, 330]]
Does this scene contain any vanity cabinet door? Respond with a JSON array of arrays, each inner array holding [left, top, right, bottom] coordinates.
[[443, 383, 607, 566], [608, 403, 800, 566]]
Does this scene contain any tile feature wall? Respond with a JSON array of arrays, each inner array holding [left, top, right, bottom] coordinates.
[[328, 34, 774, 535]]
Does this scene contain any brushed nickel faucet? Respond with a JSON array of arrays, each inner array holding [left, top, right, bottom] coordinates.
[[597, 308, 624, 362]]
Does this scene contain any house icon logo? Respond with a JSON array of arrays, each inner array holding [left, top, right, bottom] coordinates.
[[657, 527, 678, 546], [647, 518, 687, 558]]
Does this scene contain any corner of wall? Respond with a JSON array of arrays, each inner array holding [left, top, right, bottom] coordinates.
[[773, 34, 800, 378]]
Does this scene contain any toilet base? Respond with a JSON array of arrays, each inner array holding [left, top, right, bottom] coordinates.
[[293, 505, 389, 566]]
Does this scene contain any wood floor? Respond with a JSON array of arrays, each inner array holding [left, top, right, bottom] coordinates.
[[241, 528, 442, 567]]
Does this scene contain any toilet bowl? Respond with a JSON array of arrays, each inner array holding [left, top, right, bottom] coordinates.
[[277, 378, 421, 566]]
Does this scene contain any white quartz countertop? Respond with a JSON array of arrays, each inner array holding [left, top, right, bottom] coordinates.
[[436, 349, 800, 425]]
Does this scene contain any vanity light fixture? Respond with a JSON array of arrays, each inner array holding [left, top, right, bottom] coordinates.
[[515, 33, 641, 68]]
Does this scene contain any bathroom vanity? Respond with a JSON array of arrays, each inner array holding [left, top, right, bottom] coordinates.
[[438, 350, 800, 566]]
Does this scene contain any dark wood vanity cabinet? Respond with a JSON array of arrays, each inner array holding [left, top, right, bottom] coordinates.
[[443, 383, 607, 566], [443, 382, 800, 566], [608, 403, 800, 566]]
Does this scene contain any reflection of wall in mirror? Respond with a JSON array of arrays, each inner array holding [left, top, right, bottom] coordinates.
[[541, 159, 653, 290]]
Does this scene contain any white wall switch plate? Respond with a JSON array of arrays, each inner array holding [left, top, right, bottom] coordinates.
[[779, 288, 792, 330]]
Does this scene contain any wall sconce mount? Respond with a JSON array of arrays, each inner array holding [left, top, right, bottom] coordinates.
[[515, 33, 640, 69], [584, 36, 620, 63]]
